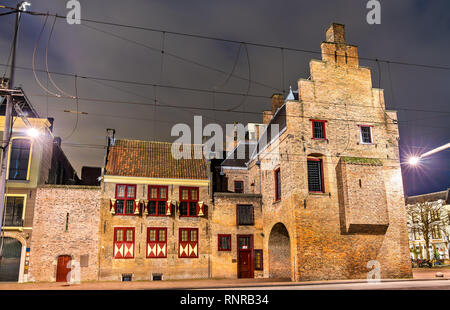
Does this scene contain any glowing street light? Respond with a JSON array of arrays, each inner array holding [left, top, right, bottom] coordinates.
[[408, 156, 420, 166], [407, 142, 450, 166], [26, 127, 40, 138]]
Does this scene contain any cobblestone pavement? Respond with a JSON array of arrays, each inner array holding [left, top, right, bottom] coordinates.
[[0, 267, 448, 290]]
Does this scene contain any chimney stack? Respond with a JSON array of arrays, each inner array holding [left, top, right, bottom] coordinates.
[[271, 93, 284, 115], [326, 23, 346, 44]]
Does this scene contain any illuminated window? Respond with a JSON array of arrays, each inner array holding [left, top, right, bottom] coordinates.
[[147, 185, 168, 216], [8, 139, 31, 180], [179, 228, 198, 258]]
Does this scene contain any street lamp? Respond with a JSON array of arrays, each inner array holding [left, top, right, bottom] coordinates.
[[407, 142, 450, 166], [408, 156, 420, 166], [26, 127, 40, 138]]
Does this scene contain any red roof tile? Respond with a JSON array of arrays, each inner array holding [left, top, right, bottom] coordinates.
[[105, 140, 208, 180]]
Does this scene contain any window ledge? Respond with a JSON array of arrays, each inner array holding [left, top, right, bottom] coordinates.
[[308, 192, 329, 197], [272, 199, 282, 205]]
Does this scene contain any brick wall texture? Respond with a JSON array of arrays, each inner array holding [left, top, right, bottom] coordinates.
[[28, 186, 101, 282]]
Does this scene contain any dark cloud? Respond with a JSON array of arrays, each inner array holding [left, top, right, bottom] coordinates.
[[0, 0, 449, 196]]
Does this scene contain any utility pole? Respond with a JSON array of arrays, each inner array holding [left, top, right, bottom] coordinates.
[[0, 2, 29, 258]]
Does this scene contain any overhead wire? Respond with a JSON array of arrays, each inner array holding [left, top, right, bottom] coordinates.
[[32, 14, 62, 98], [45, 15, 75, 98]]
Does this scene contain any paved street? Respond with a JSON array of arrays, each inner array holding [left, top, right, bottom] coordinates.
[[215, 279, 450, 290], [0, 267, 448, 290]]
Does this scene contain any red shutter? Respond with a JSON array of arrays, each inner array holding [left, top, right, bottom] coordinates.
[[147, 228, 167, 258]]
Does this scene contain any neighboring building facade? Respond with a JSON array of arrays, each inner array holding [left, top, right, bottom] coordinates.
[[406, 189, 450, 263], [99, 140, 212, 281], [0, 90, 80, 282], [27, 185, 101, 282]]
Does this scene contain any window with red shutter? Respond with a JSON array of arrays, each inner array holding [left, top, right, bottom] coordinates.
[[147, 227, 167, 258], [113, 227, 135, 259], [179, 187, 199, 217], [147, 186, 168, 216], [115, 184, 137, 215], [179, 228, 199, 258]]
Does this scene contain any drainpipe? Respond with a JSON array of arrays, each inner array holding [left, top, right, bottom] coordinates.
[[256, 158, 261, 194]]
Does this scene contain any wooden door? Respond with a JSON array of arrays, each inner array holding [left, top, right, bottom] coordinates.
[[56, 255, 71, 282], [237, 235, 254, 278]]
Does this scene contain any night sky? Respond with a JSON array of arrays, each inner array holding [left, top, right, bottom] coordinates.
[[0, 0, 449, 196]]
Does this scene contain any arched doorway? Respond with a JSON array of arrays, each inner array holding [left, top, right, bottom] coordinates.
[[0, 237, 22, 282], [268, 223, 291, 279], [56, 255, 72, 282]]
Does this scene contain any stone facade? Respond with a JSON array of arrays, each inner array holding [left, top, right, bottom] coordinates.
[[23, 23, 413, 283], [27, 185, 101, 282], [224, 23, 412, 281]]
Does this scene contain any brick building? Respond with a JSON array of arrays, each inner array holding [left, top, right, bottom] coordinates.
[[0, 90, 81, 283], [25, 23, 413, 282]]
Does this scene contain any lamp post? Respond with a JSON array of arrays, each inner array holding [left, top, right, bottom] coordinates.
[[0, 2, 30, 258]]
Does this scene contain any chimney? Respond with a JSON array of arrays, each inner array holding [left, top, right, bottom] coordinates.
[[54, 137, 62, 147], [271, 93, 284, 115], [326, 23, 346, 44], [106, 128, 116, 147], [263, 111, 273, 124], [321, 23, 359, 67]]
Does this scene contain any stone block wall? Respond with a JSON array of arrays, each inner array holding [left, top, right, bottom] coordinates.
[[27, 185, 101, 282]]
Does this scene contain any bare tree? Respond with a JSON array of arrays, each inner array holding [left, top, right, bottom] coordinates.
[[406, 199, 448, 260]]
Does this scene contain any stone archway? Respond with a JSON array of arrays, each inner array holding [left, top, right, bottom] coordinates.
[[268, 223, 291, 279]]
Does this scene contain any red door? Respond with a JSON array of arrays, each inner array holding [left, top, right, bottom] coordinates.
[[56, 255, 71, 282], [237, 235, 254, 278]]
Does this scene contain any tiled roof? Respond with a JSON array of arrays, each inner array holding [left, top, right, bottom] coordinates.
[[105, 139, 208, 180]]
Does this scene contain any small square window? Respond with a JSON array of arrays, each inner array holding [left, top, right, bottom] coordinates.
[[149, 229, 156, 242], [181, 230, 188, 242], [254, 250, 263, 270], [190, 230, 197, 242], [234, 181, 243, 193], [218, 235, 231, 251], [116, 185, 126, 198], [181, 189, 189, 200], [116, 229, 123, 242], [159, 230, 166, 242], [311, 120, 326, 140], [126, 229, 134, 242], [360, 126, 373, 144]]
